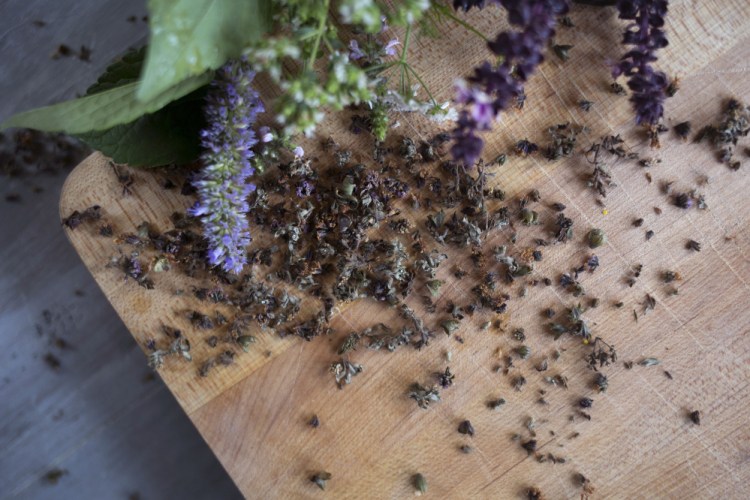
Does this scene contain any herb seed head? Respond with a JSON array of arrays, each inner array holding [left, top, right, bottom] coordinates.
[[587, 228, 606, 249], [674, 121, 691, 141], [412, 473, 427, 494], [689, 410, 701, 425], [311, 471, 332, 490], [458, 419, 475, 436], [686, 239, 701, 251]]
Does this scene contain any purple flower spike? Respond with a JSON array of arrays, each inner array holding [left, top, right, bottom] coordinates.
[[190, 59, 264, 274], [614, 0, 669, 128], [451, 0, 569, 167]]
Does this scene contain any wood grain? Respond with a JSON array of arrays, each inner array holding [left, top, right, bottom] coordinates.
[[60, 2, 750, 498]]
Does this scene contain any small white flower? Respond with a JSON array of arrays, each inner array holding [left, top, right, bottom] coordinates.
[[383, 38, 400, 56], [260, 128, 273, 143]]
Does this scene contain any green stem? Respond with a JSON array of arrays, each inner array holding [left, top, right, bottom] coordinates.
[[365, 61, 398, 74], [400, 23, 412, 64], [432, 3, 491, 43], [307, 0, 331, 69], [406, 64, 438, 107], [399, 64, 407, 97]]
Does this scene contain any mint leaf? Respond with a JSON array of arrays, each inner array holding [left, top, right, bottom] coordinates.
[[76, 89, 206, 167], [136, 0, 272, 102], [86, 47, 146, 95], [0, 70, 210, 134]]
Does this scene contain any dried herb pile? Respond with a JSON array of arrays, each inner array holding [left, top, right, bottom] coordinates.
[[61, 97, 748, 497]]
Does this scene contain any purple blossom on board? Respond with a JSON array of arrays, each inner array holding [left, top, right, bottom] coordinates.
[[349, 40, 365, 60], [189, 59, 264, 274], [613, 0, 669, 128], [451, 0, 569, 167], [296, 179, 315, 198], [383, 38, 401, 56], [379, 14, 389, 33]]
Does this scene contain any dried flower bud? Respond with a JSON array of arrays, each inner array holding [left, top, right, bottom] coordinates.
[[587, 228, 606, 248]]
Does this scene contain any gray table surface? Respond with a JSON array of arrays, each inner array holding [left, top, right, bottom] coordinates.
[[0, 1, 241, 498]]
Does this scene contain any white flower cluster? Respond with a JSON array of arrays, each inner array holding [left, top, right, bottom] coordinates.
[[275, 52, 374, 136], [383, 84, 458, 124], [338, 0, 382, 32]]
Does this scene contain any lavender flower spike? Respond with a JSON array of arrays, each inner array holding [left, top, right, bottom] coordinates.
[[451, 0, 569, 167], [613, 0, 669, 128], [190, 60, 264, 274]]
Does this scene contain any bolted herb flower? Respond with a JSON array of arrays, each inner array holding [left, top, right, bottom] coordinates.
[[190, 60, 263, 274], [612, 0, 670, 134], [451, 0, 569, 166], [272, 53, 372, 137]]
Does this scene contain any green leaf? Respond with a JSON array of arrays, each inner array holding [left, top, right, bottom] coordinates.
[[0, 70, 211, 134], [137, 0, 273, 103], [86, 47, 146, 95], [76, 89, 206, 167]]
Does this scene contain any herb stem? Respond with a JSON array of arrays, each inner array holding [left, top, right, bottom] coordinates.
[[307, 0, 331, 70], [406, 64, 438, 107], [400, 23, 412, 64], [432, 3, 491, 43], [365, 61, 398, 74]]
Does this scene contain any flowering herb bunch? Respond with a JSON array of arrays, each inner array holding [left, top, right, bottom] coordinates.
[[3, 0, 672, 273]]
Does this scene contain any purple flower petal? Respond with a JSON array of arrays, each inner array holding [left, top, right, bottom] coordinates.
[[349, 40, 365, 60], [384, 38, 400, 56]]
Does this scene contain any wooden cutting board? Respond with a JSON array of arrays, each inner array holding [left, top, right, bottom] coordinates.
[[60, 3, 750, 498]]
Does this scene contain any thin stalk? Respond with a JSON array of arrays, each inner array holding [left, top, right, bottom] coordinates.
[[365, 61, 398, 73], [307, 0, 331, 69], [406, 64, 438, 106], [432, 3, 491, 43], [400, 23, 412, 64]]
